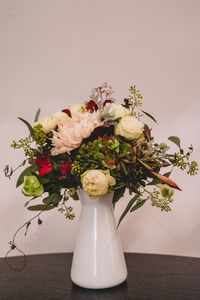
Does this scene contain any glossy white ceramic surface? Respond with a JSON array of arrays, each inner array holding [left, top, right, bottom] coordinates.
[[70, 189, 127, 289]]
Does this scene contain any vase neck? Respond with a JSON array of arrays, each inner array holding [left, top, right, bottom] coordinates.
[[78, 189, 114, 209]]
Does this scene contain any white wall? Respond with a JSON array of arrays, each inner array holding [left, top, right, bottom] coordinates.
[[0, 0, 200, 258]]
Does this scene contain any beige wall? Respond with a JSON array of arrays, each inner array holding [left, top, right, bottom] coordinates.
[[0, 0, 200, 258]]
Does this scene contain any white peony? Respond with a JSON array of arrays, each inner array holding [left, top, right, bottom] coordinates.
[[102, 103, 131, 120], [81, 169, 116, 198], [36, 111, 68, 134], [69, 104, 85, 116], [115, 115, 144, 140]]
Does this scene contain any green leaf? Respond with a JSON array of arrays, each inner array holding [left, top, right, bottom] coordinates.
[[38, 218, 43, 225], [141, 110, 157, 124], [168, 136, 181, 148], [25, 221, 31, 236], [18, 117, 34, 135], [11, 244, 16, 250], [112, 186, 126, 204], [129, 184, 142, 195], [120, 161, 128, 176], [70, 191, 79, 201], [117, 195, 139, 227], [34, 108, 41, 123], [16, 166, 38, 187], [27, 204, 54, 211], [42, 193, 62, 206], [130, 199, 147, 212]]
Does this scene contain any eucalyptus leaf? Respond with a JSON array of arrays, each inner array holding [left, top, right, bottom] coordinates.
[[18, 117, 34, 135], [43, 193, 62, 206], [27, 204, 54, 211], [16, 166, 38, 187], [25, 221, 31, 236], [141, 110, 157, 124], [112, 186, 126, 204], [117, 195, 139, 227], [34, 108, 41, 123], [38, 218, 43, 225], [168, 136, 181, 148], [70, 191, 79, 201], [130, 199, 147, 212]]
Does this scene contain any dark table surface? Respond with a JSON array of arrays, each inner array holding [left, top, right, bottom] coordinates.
[[0, 252, 200, 300]]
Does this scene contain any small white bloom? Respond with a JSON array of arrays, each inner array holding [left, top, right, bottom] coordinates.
[[102, 103, 131, 121], [115, 116, 144, 140], [69, 104, 84, 116], [81, 169, 116, 198]]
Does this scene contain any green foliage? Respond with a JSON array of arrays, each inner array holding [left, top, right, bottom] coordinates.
[[148, 188, 174, 212], [130, 199, 147, 212], [11, 137, 35, 158], [170, 147, 199, 175], [141, 110, 157, 124], [27, 204, 54, 211], [16, 165, 38, 187], [32, 124, 48, 151], [38, 218, 43, 225], [168, 136, 181, 148], [117, 195, 139, 227], [18, 117, 34, 135], [112, 186, 126, 204], [34, 108, 41, 122]]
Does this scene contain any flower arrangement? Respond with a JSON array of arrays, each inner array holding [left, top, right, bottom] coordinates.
[[5, 82, 198, 259]]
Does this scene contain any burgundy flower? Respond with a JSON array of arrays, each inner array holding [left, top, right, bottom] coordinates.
[[85, 100, 98, 112], [62, 109, 72, 118], [103, 99, 114, 107], [60, 161, 72, 176], [36, 155, 53, 176]]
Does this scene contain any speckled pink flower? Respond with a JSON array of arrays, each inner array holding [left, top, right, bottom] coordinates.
[[51, 112, 102, 155]]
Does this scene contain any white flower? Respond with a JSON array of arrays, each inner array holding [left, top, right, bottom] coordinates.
[[115, 116, 144, 140], [102, 103, 131, 121], [36, 111, 68, 134], [51, 112, 101, 155], [81, 169, 116, 198], [156, 184, 174, 198], [69, 104, 85, 116], [53, 111, 69, 126]]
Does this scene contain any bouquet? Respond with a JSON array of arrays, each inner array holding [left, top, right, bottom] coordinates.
[[5, 82, 198, 258]]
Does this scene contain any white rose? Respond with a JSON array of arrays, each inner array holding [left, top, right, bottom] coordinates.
[[103, 103, 131, 120], [81, 169, 116, 198], [69, 104, 84, 117], [36, 111, 68, 133], [52, 111, 68, 126], [115, 116, 144, 140], [36, 116, 57, 133]]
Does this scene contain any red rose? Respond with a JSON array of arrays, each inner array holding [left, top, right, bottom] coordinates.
[[60, 161, 72, 176], [85, 100, 98, 112], [62, 109, 72, 118], [36, 155, 53, 176]]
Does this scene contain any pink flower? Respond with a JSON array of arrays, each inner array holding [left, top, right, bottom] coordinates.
[[51, 112, 102, 155]]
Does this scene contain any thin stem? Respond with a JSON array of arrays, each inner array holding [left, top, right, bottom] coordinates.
[[5, 194, 56, 271]]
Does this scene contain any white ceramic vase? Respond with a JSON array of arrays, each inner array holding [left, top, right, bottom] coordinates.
[[70, 189, 127, 289]]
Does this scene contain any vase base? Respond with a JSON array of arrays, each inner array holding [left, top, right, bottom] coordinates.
[[71, 272, 128, 289]]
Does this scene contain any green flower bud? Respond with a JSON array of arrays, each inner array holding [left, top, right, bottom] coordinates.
[[22, 175, 44, 197], [156, 184, 174, 198]]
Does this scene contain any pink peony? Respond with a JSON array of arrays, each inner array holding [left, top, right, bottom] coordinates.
[[51, 112, 102, 155]]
